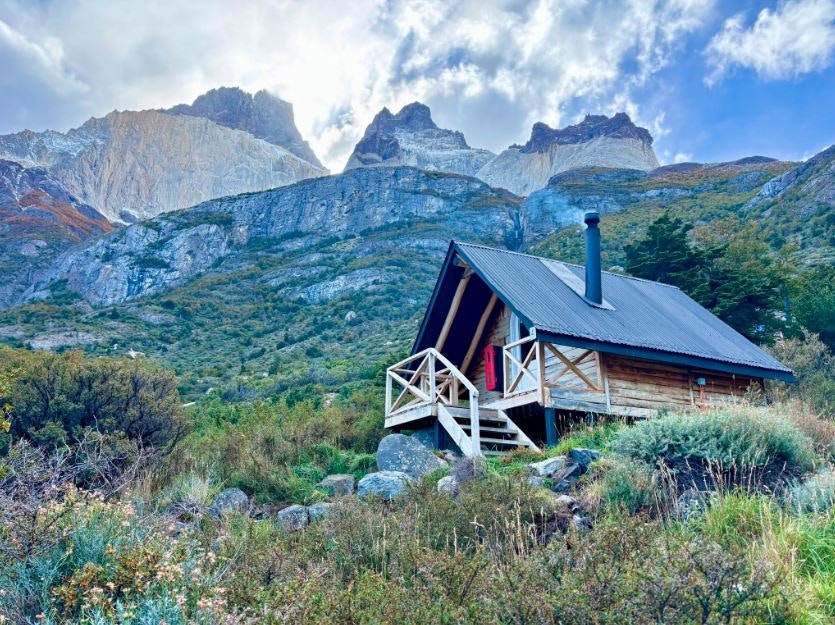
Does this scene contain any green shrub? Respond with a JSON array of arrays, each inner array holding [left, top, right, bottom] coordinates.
[[612, 407, 816, 475], [791, 469, 835, 514], [596, 457, 656, 513]]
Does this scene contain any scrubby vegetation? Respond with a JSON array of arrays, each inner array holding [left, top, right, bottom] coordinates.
[[0, 344, 832, 625]]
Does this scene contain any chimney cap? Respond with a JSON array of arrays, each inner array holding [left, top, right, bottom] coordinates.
[[584, 211, 600, 225]]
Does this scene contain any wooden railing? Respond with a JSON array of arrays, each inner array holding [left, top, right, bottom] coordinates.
[[386, 348, 482, 454], [503, 335, 542, 398], [503, 337, 603, 402]]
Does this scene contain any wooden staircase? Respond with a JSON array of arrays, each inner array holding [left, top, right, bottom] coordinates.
[[439, 405, 538, 456], [385, 347, 539, 457]]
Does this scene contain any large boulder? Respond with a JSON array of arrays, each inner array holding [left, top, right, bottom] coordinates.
[[208, 488, 249, 517], [317, 474, 355, 497], [569, 448, 601, 468], [276, 504, 309, 531], [358, 470, 411, 500], [376, 433, 447, 479], [308, 502, 336, 522], [527, 456, 567, 477]]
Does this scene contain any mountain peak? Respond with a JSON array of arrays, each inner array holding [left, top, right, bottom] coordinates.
[[165, 87, 324, 168], [344, 102, 494, 175], [520, 112, 653, 154], [366, 102, 437, 135]]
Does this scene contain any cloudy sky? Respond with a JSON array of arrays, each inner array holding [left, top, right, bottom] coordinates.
[[1, 0, 834, 171]]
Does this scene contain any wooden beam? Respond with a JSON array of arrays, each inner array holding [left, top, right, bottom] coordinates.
[[460, 293, 498, 375], [435, 273, 472, 352], [545, 343, 600, 391]]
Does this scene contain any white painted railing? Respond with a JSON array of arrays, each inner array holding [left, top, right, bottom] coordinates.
[[503, 335, 542, 398], [386, 348, 482, 455]]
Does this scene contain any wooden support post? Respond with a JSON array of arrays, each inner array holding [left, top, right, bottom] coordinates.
[[434, 418, 448, 450], [435, 273, 472, 352], [545, 407, 558, 447], [460, 293, 498, 375]]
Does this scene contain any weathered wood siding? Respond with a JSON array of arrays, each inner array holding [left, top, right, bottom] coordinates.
[[594, 354, 762, 416], [467, 304, 511, 405]]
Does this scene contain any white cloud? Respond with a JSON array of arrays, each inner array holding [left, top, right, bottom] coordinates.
[[0, 0, 713, 170], [0, 18, 88, 94], [673, 152, 693, 163], [705, 0, 835, 85]]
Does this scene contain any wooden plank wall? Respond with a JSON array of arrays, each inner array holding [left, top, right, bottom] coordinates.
[[467, 304, 511, 405], [543, 346, 602, 390], [603, 354, 763, 414]]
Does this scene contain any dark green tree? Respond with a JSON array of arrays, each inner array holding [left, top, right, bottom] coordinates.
[[793, 265, 835, 350], [624, 213, 712, 304], [625, 214, 789, 343]]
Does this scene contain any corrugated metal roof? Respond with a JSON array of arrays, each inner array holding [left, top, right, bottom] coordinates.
[[454, 241, 792, 378]]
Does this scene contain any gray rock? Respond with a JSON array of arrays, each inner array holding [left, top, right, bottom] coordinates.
[[437, 475, 459, 497], [551, 463, 583, 493], [571, 514, 592, 531], [527, 476, 547, 488], [208, 488, 249, 517], [527, 455, 567, 477], [451, 456, 487, 485], [358, 471, 411, 500], [554, 494, 579, 513], [307, 502, 335, 522], [276, 504, 309, 531], [376, 433, 447, 479], [410, 427, 437, 450], [568, 448, 601, 467], [317, 474, 355, 497]]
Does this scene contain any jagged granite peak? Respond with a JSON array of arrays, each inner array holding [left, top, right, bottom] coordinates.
[[0, 107, 327, 223], [477, 112, 660, 196], [21, 166, 595, 307], [520, 113, 653, 153], [344, 102, 495, 177], [165, 87, 324, 168], [0, 159, 112, 309]]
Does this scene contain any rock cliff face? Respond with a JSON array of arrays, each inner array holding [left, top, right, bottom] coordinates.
[[344, 103, 495, 177], [477, 113, 660, 196], [0, 93, 326, 223], [29, 167, 536, 306], [165, 87, 324, 168], [0, 159, 111, 308]]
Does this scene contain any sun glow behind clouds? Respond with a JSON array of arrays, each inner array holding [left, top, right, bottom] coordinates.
[[5, 1, 834, 171]]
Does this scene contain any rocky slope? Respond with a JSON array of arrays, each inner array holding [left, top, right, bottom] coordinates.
[[477, 113, 660, 196], [344, 103, 495, 177], [743, 146, 835, 263], [165, 87, 324, 168], [0, 159, 112, 308], [0, 91, 326, 223], [26, 167, 535, 307]]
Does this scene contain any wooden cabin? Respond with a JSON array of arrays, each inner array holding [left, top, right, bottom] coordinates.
[[384, 212, 794, 457]]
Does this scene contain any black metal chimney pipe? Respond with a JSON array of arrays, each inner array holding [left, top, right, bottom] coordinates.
[[584, 211, 602, 304]]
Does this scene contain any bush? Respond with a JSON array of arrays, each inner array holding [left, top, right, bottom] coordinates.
[[0, 347, 188, 452], [611, 407, 816, 493], [768, 333, 835, 415], [790, 469, 835, 514], [595, 457, 657, 513]]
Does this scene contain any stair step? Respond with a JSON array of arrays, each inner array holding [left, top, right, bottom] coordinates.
[[452, 413, 508, 423], [460, 424, 516, 434], [478, 436, 530, 446]]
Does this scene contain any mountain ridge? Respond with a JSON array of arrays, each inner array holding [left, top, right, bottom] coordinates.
[[0, 89, 327, 223], [344, 102, 495, 177], [478, 112, 660, 195]]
